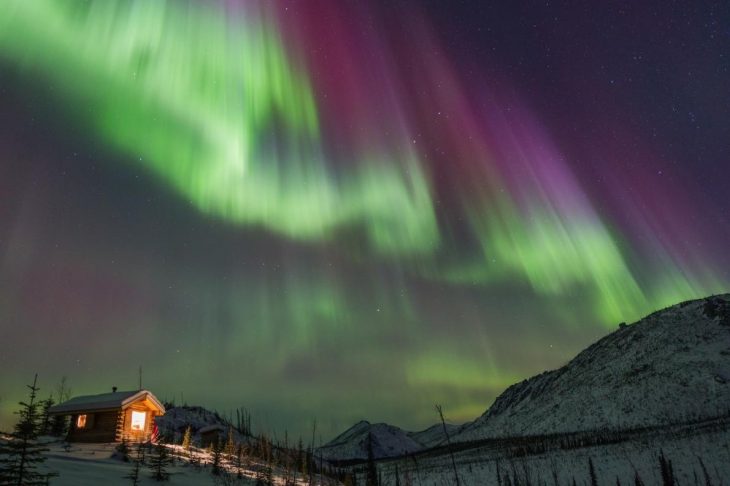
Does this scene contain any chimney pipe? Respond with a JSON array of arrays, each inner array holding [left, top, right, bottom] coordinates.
[[112, 386, 117, 393]]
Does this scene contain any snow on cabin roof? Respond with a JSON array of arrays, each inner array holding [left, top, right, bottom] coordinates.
[[48, 390, 165, 415]]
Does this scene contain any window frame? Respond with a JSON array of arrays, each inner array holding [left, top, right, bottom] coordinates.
[[130, 410, 147, 432]]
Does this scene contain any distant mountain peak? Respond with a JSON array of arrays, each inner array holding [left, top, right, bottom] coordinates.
[[319, 420, 425, 461]]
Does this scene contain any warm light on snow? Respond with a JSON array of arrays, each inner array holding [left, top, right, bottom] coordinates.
[[130, 411, 146, 431]]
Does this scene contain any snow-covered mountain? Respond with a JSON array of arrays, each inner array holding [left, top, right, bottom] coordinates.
[[453, 294, 730, 441], [317, 421, 425, 461], [318, 420, 463, 462], [323, 295, 730, 464], [408, 423, 459, 448]]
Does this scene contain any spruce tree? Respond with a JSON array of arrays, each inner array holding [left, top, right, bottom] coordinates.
[[38, 396, 54, 437], [181, 426, 192, 451], [116, 435, 131, 462], [123, 455, 142, 486], [224, 427, 236, 458], [235, 443, 244, 479], [265, 433, 275, 485], [0, 439, 11, 485], [264, 459, 274, 486], [136, 441, 147, 466], [0, 374, 56, 485], [148, 442, 171, 481], [49, 414, 67, 438], [296, 438, 303, 474], [211, 438, 223, 476], [297, 438, 307, 477], [282, 430, 291, 485], [365, 432, 378, 486]]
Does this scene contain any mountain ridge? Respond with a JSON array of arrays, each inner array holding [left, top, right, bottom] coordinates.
[[320, 294, 730, 460], [453, 293, 730, 441]]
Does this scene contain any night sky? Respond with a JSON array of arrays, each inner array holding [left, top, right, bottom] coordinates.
[[1, 1, 729, 439]]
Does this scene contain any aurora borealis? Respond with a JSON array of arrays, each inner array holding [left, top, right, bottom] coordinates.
[[1, 0, 728, 438]]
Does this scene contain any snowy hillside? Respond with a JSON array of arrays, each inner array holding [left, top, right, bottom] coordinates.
[[408, 423, 459, 448], [155, 405, 249, 445], [324, 295, 730, 461], [41, 439, 334, 485], [454, 294, 730, 441], [339, 295, 730, 485], [374, 425, 730, 486], [43, 442, 227, 486], [317, 421, 424, 461]]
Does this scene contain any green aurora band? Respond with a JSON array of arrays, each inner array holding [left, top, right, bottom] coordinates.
[[0, 0, 727, 435], [0, 0, 439, 255]]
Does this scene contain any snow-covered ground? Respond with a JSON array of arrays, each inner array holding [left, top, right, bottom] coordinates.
[[372, 426, 730, 485], [43, 441, 228, 485], [40, 439, 338, 485]]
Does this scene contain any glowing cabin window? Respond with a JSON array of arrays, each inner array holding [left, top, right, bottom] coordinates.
[[130, 411, 146, 431], [76, 414, 87, 428]]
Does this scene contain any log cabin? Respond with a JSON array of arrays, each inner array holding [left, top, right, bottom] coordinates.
[[48, 388, 165, 443]]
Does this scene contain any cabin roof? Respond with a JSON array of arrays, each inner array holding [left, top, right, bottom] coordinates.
[[48, 390, 165, 415]]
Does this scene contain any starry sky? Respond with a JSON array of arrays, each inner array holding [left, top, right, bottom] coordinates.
[[1, 0, 729, 439]]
